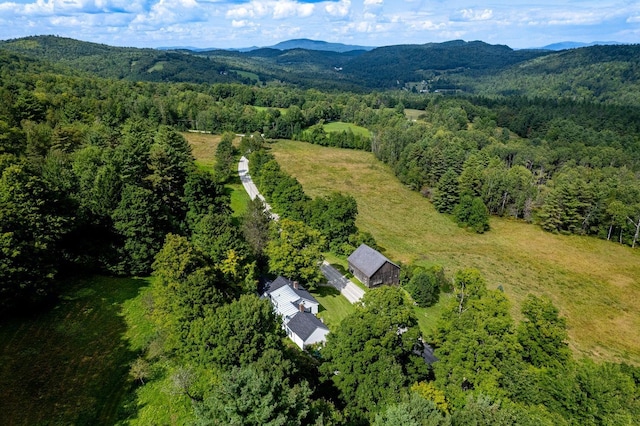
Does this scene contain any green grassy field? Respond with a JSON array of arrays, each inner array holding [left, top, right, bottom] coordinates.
[[0, 276, 149, 425], [313, 286, 356, 330], [323, 121, 372, 137], [270, 139, 640, 364]]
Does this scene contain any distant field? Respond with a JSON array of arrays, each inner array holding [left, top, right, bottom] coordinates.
[[231, 69, 260, 83], [0, 276, 148, 425], [254, 106, 288, 114], [270, 139, 640, 364], [184, 131, 221, 169], [323, 121, 371, 137], [404, 108, 427, 121]]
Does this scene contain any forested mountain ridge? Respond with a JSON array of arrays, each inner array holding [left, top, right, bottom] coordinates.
[[3, 35, 639, 97], [0, 35, 250, 84], [464, 44, 640, 106]]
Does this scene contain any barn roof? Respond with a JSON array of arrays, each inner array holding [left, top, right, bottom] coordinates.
[[347, 244, 398, 278], [286, 311, 328, 341]]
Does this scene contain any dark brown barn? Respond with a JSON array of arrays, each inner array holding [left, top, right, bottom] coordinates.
[[347, 244, 400, 288]]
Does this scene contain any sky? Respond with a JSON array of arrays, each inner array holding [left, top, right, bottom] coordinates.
[[0, 0, 638, 49]]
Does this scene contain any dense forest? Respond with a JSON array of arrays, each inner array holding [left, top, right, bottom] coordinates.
[[1, 37, 639, 424]]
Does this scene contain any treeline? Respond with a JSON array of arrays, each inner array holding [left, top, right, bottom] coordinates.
[[371, 97, 640, 245], [247, 143, 375, 256]]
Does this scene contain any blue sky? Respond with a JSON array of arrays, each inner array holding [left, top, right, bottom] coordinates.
[[0, 0, 638, 49]]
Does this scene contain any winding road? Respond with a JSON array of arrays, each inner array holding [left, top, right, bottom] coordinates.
[[238, 156, 279, 221], [238, 156, 363, 303]]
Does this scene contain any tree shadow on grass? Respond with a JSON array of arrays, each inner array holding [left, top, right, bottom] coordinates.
[[314, 285, 341, 314], [0, 276, 148, 426]]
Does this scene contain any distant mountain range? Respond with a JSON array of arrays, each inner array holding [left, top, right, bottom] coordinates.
[[159, 38, 628, 54], [159, 38, 376, 53], [2, 35, 639, 104], [540, 41, 627, 51]]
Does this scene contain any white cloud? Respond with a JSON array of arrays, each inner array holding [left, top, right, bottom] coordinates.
[[363, 0, 382, 5], [325, 0, 349, 18], [226, 0, 315, 21], [413, 20, 447, 31], [627, 15, 640, 23], [273, 0, 313, 19], [458, 8, 493, 22]]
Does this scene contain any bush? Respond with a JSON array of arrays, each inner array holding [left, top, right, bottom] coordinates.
[[405, 269, 440, 307]]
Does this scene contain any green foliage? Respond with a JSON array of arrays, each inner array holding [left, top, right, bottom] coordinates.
[[434, 270, 520, 407], [453, 195, 490, 233], [213, 131, 235, 182], [266, 218, 325, 289], [432, 169, 460, 213], [538, 360, 640, 425], [308, 192, 358, 250], [185, 294, 285, 369], [194, 364, 312, 426], [405, 268, 441, 307], [0, 163, 70, 312], [241, 197, 272, 259], [112, 184, 164, 275], [373, 392, 449, 426], [321, 286, 429, 422], [517, 295, 571, 368]]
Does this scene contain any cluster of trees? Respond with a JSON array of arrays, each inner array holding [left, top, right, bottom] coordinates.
[[300, 122, 372, 150], [428, 269, 640, 425], [371, 97, 640, 245], [247, 146, 376, 256]]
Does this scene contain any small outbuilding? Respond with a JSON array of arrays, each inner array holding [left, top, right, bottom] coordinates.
[[347, 243, 400, 287]]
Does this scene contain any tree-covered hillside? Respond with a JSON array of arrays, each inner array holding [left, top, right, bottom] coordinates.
[[0, 35, 250, 84]]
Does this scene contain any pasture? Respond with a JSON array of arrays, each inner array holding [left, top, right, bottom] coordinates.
[[270, 139, 640, 364]]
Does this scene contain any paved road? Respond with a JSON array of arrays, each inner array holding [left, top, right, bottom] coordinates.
[[238, 156, 279, 221], [320, 261, 365, 304], [239, 156, 363, 304]]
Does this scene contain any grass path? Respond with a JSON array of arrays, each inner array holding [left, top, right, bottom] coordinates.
[[270, 139, 640, 364]]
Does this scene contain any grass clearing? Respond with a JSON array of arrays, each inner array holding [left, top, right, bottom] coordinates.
[[323, 121, 372, 138], [0, 276, 149, 425], [405, 108, 426, 121], [313, 286, 356, 330], [270, 139, 640, 364], [183, 132, 251, 217], [183, 131, 221, 170]]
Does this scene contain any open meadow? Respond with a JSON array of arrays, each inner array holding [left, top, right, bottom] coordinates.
[[270, 139, 640, 364]]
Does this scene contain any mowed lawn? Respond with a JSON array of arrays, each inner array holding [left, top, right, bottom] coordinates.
[[0, 276, 149, 425], [270, 139, 640, 364]]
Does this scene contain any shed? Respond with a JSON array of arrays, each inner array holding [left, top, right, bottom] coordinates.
[[347, 244, 400, 287]]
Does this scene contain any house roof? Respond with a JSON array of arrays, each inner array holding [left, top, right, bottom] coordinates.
[[266, 276, 318, 305], [286, 311, 329, 341], [347, 244, 398, 278], [265, 276, 319, 320]]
